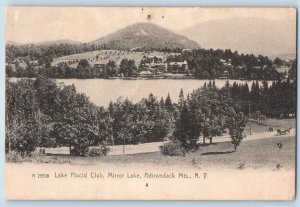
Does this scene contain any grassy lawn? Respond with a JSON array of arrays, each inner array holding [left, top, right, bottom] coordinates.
[[244, 118, 295, 135], [52, 50, 168, 68], [7, 136, 295, 170]]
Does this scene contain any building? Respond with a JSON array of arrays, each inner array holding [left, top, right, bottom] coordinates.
[[30, 60, 39, 66], [167, 60, 188, 73], [182, 49, 192, 52], [140, 56, 167, 73], [139, 70, 153, 78], [11, 59, 27, 70], [168, 53, 182, 56]]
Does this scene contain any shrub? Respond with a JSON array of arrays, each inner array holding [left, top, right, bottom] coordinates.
[[14, 133, 37, 156], [88, 146, 110, 156], [160, 140, 187, 156], [71, 144, 89, 156], [6, 151, 23, 163]]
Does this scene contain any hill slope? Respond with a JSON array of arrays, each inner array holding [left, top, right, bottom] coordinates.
[[89, 22, 201, 50], [34, 39, 82, 45], [6, 39, 82, 46], [180, 17, 296, 59]]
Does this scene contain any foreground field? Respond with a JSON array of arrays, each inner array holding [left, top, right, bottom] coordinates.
[[43, 119, 296, 156], [7, 136, 295, 170], [244, 118, 295, 135]]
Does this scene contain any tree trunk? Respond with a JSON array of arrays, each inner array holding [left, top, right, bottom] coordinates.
[[234, 144, 237, 152], [203, 136, 205, 144], [209, 136, 213, 144], [69, 142, 72, 155], [123, 134, 126, 155]]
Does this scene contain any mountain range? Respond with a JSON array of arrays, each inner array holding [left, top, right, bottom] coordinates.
[[7, 18, 296, 59], [180, 17, 296, 59], [7, 39, 82, 46]]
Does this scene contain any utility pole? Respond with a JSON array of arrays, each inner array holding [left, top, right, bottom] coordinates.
[[111, 133, 114, 146], [249, 101, 252, 135]]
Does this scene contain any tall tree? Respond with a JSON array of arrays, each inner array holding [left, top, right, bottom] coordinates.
[[178, 88, 184, 109], [228, 113, 247, 151], [165, 93, 173, 111]]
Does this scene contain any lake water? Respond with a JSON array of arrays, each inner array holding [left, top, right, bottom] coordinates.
[[54, 79, 261, 107]]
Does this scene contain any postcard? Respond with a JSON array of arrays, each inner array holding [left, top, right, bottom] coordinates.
[[5, 7, 296, 200]]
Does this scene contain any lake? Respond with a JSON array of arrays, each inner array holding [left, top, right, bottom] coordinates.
[[55, 79, 261, 107]]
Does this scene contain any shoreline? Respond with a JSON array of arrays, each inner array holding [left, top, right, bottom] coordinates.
[[7, 76, 293, 81]]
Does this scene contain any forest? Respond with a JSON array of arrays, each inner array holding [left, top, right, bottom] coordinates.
[[6, 44, 296, 80], [229, 79, 296, 118], [167, 49, 295, 80], [5, 76, 296, 157], [6, 43, 112, 64]]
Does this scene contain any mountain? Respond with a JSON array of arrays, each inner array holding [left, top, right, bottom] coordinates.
[[6, 39, 82, 46], [35, 39, 82, 45], [180, 17, 296, 59], [89, 22, 200, 50]]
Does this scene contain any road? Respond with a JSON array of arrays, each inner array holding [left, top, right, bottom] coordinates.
[[45, 128, 295, 156]]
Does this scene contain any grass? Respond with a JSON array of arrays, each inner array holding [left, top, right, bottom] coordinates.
[[244, 118, 295, 135], [52, 50, 168, 68], [7, 136, 295, 170]]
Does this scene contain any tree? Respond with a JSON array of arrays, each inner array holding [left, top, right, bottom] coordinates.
[[119, 59, 137, 77], [228, 113, 247, 151], [50, 83, 100, 156], [274, 57, 283, 66], [77, 59, 92, 78], [108, 102, 115, 146], [5, 65, 14, 77], [106, 60, 117, 77], [173, 101, 199, 150], [34, 75, 59, 117], [165, 93, 173, 111], [110, 98, 136, 145], [51, 122, 77, 152], [178, 88, 184, 109], [160, 97, 165, 109], [288, 59, 296, 79], [5, 79, 41, 155], [14, 122, 39, 156], [161, 98, 200, 156]]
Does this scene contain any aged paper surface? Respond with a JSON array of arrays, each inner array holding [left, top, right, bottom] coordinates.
[[5, 7, 296, 200]]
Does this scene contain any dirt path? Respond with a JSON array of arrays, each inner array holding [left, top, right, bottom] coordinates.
[[105, 128, 296, 155], [212, 128, 296, 143], [45, 128, 295, 156]]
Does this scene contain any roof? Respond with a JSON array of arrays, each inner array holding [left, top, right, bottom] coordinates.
[[139, 71, 153, 75], [169, 61, 187, 66]]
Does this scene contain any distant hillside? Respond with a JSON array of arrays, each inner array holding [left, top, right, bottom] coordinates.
[[52, 50, 168, 68], [6, 39, 82, 46], [89, 22, 200, 50], [180, 17, 296, 59], [35, 39, 82, 45]]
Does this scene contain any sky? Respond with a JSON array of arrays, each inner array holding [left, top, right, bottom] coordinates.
[[6, 7, 296, 44]]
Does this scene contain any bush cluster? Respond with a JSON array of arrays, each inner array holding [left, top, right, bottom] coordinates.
[[160, 140, 187, 157]]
